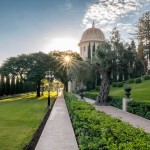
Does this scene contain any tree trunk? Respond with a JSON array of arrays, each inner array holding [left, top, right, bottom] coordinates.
[[36, 81, 41, 97], [96, 67, 110, 105], [64, 82, 68, 92]]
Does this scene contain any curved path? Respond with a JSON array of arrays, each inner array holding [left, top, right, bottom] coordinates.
[[74, 94, 150, 133]]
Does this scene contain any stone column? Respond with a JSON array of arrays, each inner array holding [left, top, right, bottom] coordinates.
[[122, 98, 132, 111]]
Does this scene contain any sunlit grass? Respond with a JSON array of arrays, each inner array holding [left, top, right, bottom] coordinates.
[[110, 80, 150, 102], [0, 92, 57, 150], [85, 80, 150, 102]]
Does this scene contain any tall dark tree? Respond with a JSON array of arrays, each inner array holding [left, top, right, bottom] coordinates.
[[15, 76, 20, 94], [0, 76, 3, 97], [134, 11, 150, 73], [5, 75, 10, 95], [88, 43, 91, 59], [110, 27, 121, 81], [0, 52, 56, 97], [95, 42, 114, 104], [10, 75, 15, 95], [137, 41, 146, 74], [26, 52, 56, 97]]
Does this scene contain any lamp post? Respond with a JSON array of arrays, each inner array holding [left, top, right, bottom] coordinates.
[[56, 82, 59, 96], [64, 55, 71, 92], [45, 71, 54, 108]]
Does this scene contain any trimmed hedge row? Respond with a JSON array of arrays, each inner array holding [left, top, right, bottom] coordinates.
[[128, 101, 150, 120], [112, 82, 123, 87], [65, 93, 150, 150], [84, 92, 122, 109], [84, 92, 97, 100], [143, 75, 150, 80], [107, 96, 122, 109]]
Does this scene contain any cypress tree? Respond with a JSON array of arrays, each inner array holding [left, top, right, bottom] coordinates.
[[15, 76, 20, 94], [19, 79, 23, 93], [5, 75, 10, 95], [10, 75, 15, 95], [1, 75, 5, 96], [88, 43, 91, 59], [92, 43, 96, 59], [0, 76, 3, 97]]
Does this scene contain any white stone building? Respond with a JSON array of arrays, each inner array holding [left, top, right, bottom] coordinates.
[[78, 22, 105, 60], [68, 22, 105, 92]]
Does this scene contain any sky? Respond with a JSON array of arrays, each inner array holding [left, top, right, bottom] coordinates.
[[0, 0, 149, 65]]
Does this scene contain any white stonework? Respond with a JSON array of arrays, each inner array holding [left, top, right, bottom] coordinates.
[[78, 22, 105, 60], [68, 23, 105, 92]]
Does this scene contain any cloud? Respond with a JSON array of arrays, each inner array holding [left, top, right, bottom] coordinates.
[[82, 0, 150, 40]]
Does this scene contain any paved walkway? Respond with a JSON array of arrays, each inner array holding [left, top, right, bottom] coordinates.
[[35, 92, 79, 150], [74, 94, 150, 133]]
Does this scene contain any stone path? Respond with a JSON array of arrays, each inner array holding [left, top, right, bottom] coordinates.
[[35, 92, 78, 150], [74, 94, 150, 133]]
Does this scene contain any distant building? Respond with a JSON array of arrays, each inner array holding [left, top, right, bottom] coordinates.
[[68, 22, 105, 92], [78, 22, 105, 60]]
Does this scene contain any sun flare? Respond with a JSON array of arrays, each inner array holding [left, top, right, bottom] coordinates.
[[64, 55, 71, 63]]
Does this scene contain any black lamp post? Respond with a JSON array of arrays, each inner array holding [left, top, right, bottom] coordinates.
[[45, 71, 54, 108], [56, 82, 59, 96]]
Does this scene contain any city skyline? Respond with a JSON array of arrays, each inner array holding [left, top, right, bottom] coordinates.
[[0, 0, 149, 65]]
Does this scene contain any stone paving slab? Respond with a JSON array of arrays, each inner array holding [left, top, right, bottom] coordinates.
[[74, 94, 150, 133], [35, 92, 79, 150]]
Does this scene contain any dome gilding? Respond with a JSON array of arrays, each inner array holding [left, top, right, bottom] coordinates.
[[79, 24, 105, 45]]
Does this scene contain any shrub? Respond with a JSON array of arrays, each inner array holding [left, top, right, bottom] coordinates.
[[145, 112, 150, 120], [65, 93, 150, 149], [128, 78, 134, 84], [128, 101, 150, 119], [117, 82, 123, 87], [135, 78, 141, 83], [84, 92, 97, 100], [143, 75, 150, 80], [107, 96, 122, 109], [112, 82, 118, 87], [95, 85, 100, 91]]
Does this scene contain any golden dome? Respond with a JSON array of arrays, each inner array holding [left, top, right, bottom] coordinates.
[[79, 22, 105, 44]]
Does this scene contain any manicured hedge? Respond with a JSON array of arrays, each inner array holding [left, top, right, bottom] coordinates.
[[128, 101, 150, 120], [84, 93, 122, 109], [128, 78, 134, 84], [107, 96, 122, 109], [84, 92, 97, 100], [112, 82, 123, 87], [65, 93, 150, 150], [143, 75, 150, 80], [135, 78, 141, 83]]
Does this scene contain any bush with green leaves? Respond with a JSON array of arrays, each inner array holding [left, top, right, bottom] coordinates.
[[128, 78, 134, 84], [117, 82, 123, 87], [145, 112, 150, 120], [112, 82, 118, 87], [128, 101, 150, 119], [135, 78, 141, 83], [143, 75, 150, 80], [95, 85, 100, 91], [65, 93, 150, 150], [107, 96, 122, 109], [84, 92, 97, 100], [112, 82, 123, 87]]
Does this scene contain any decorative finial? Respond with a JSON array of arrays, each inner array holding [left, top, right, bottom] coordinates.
[[92, 21, 95, 28]]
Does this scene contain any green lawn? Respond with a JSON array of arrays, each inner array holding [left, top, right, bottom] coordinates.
[[0, 92, 57, 150], [110, 80, 150, 102], [86, 80, 150, 102]]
